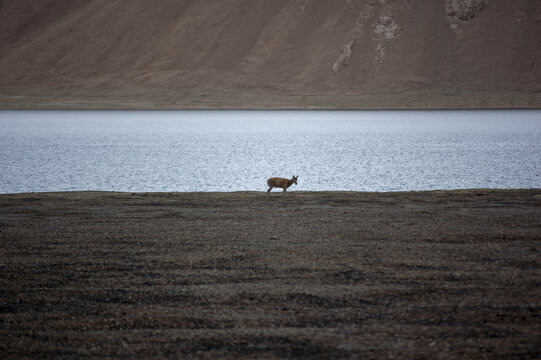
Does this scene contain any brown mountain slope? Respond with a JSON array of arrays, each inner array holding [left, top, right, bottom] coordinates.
[[0, 0, 540, 109]]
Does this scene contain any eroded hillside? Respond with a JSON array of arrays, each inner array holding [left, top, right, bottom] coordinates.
[[0, 0, 539, 109]]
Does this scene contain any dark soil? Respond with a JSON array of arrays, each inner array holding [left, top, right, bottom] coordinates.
[[1, 190, 540, 359]]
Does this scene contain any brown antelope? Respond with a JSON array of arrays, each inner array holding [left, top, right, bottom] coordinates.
[[267, 175, 298, 197]]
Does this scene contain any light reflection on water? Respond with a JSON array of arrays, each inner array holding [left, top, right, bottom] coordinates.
[[0, 110, 540, 193]]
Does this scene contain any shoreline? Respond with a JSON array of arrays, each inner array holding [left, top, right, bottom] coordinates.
[[2, 188, 540, 195], [1, 89, 540, 110]]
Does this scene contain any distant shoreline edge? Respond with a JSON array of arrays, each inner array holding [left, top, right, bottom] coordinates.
[[1, 89, 540, 110]]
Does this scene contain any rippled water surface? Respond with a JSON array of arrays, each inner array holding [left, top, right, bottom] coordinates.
[[1, 110, 540, 193]]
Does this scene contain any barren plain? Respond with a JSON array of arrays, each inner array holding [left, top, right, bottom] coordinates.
[[1, 190, 540, 358]]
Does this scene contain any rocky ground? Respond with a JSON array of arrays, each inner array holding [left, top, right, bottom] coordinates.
[[1, 190, 540, 358]]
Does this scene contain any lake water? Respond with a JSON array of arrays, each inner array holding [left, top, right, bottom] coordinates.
[[0, 110, 540, 193]]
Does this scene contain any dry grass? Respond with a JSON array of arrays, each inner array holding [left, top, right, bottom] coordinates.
[[1, 190, 540, 358]]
